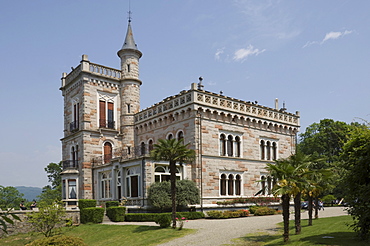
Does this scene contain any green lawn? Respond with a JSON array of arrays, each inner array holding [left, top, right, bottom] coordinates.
[[0, 224, 194, 246], [236, 215, 369, 246]]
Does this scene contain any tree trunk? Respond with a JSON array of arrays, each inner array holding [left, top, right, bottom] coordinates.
[[308, 195, 313, 226], [282, 194, 290, 242], [170, 160, 177, 228], [314, 196, 319, 219], [294, 192, 301, 234]]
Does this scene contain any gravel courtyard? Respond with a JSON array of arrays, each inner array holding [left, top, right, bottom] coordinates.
[[103, 207, 348, 246]]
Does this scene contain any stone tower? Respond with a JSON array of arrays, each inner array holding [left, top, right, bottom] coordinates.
[[117, 19, 142, 148]]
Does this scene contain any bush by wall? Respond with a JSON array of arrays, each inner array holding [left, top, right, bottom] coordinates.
[[106, 206, 125, 222], [253, 206, 276, 216], [248, 206, 260, 214], [124, 211, 205, 222], [155, 214, 172, 228], [26, 235, 87, 246], [78, 199, 96, 210], [80, 207, 104, 224], [105, 201, 120, 208], [206, 210, 249, 219]]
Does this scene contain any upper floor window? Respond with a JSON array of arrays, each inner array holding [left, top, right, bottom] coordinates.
[[260, 140, 278, 161], [148, 139, 154, 152], [71, 145, 78, 166], [70, 100, 79, 132], [167, 133, 173, 140], [177, 131, 184, 142], [104, 142, 112, 163], [219, 133, 242, 157], [99, 100, 114, 129]]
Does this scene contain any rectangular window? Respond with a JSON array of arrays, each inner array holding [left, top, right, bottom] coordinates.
[[68, 180, 77, 199], [107, 102, 114, 128], [99, 100, 106, 128]]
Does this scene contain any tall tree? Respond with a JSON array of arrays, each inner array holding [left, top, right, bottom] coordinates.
[[150, 139, 195, 228], [0, 186, 24, 210], [340, 126, 370, 240], [38, 162, 62, 205]]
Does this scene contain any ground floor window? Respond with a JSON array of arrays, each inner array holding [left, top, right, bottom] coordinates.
[[154, 165, 181, 182], [261, 175, 274, 195], [62, 179, 77, 200], [220, 173, 242, 196], [126, 167, 141, 198], [101, 171, 111, 199]]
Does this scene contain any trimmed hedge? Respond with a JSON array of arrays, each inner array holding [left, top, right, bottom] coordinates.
[[125, 212, 205, 222], [105, 201, 120, 208], [253, 206, 276, 216], [80, 207, 104, 224], [106, 206, 126, 222], [206, 210, 249, 219], [249, 206, 260, 214], [79, 199, 97, 210]]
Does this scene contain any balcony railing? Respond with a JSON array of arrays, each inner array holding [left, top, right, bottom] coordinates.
[[62, 160, 78, 170], [70, 121, 79, 132], [99, 120, 115, 129], [92, 144, 152, 167]]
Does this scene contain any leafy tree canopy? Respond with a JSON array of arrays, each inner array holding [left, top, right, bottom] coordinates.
[[0, 186, 24, 210], [38, 162, 62, 205], [340, 126, 370, 240]]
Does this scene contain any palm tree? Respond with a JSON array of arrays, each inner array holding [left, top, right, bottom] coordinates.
[[150, 138, 195, 228], [266, 152, 311, 241], [266, 159, 297, 242]]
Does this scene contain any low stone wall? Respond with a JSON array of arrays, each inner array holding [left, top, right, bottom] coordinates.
[[0, 209, 80, 237]]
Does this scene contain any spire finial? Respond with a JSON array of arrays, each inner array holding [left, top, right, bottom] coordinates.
[[128, 0, 132, 22]]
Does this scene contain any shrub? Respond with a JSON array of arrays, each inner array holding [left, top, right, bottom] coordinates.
[[26, 235, 87, 246], [80, 207, 104, 224], [236, 209, 250, 217], [254, 206, 276, 216], [248, 206, 260, 214], [106, 206, 125, 222], [26, 202, 66, 237], [176, 212, 205, 220], [148, 180, 200, 211], [105, 201, 120, 208], [223, 211, 241, 218], [78, 199, 96, 210], [206, 211, 226, 219], [155, 214, 172, 228], [322, 195, 336, 204]]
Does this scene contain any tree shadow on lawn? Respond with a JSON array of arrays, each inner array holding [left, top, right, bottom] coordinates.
[[291, 232, 369, 246], [132, 225, 162, 233]]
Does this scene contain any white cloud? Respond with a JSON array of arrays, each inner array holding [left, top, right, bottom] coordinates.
[[233, 45, 266, 61], [303, 30, 353, 48], [214, 48, 225, 61], [321, 30, 353, 44]]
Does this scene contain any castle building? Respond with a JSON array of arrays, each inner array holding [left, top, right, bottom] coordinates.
[[60, 20, 300, 209]]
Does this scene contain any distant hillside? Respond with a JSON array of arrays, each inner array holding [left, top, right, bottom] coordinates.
[[15, 186, 42, 201]]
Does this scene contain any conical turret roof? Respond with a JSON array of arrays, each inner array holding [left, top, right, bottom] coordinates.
[[122, 20, 138, 50]]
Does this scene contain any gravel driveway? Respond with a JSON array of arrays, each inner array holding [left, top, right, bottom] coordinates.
[[103, 207, 348, 246]]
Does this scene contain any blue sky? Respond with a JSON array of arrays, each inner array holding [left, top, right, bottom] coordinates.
[[1, 0, 369, 188]]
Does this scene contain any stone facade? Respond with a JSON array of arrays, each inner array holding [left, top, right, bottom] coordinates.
[[60, 21, 300, 209]]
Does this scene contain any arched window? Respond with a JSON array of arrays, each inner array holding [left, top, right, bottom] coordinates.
[[220, 174, 227, 195], [148, 139, 154, 152], [235, 175, 241, 195], [261, 176, 266, 195], [228, 174, 234, 195], [126, 168, 140, 198], [177, 131, 184, 142], [267, 176, 272, 195], [227, 135, 233, 156], [104, 142, 112, 163], [154, 165, 180, 182], [116, 170, 122, 199], [220, 134, 226, 156], [272, 142, 277, 160], [266, 141, 271, 160], [140, 142, 146, 156], [101, 172, 111, 198], [235, 136, 241, 157], [260, 140, 265, 160], [167, 133, 173, 140]]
